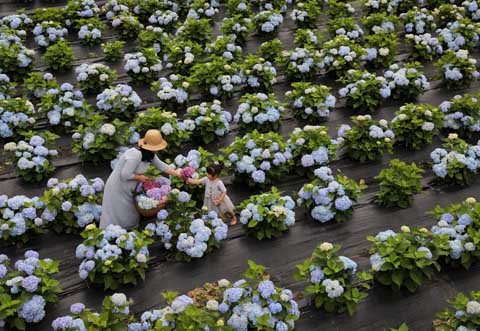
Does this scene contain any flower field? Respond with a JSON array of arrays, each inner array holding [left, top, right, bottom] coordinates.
[[1, 0, 480, 330]]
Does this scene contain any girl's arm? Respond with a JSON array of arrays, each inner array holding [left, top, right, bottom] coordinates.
[[215, 191, 227, 205], [186, 178, 203, 185]]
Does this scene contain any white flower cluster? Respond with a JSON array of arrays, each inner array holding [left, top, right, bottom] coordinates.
[[154, 76, 189, 104], [187, 1, 219, 19], [33, 21, 68, 47], [75, 63, 115, 84], [136, 195, 159, 210], [73, 122, 117, 150], [104, 0, 130, 20], [244, 60, 277, 88], [406, 33, 443, 56], [334, 23, 364, 40], [283, 47, 320, 76]]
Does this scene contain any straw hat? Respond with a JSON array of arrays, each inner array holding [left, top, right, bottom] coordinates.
[[138, 129, 167, 151]]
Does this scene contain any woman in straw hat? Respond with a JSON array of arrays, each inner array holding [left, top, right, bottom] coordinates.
[[100, 129, 183, 229]]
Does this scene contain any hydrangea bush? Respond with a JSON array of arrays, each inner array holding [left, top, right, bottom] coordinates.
[[437, 49, 479, 90], [239, 187, 295, 240], [286, 82, 336, 120], [42, 41, 75, 72], [23, 72, 58, 100], [75, 63, 117, 95], [428, 197, 480, 269], [253, 9, 284, 35], [318, 36, 366, 78], [290, 1, 321, 28], [76, 224, 153, 290], [72, 115, 129, 164], [362, 31, 398, 68], [77, 18, 105, 46], [0, 97, 36, 139], [33, 21, 68, 47], [39, 83, 92, 130], [241, 54, 277, 91], [96, 84, 142, 119], [42, 175, 104, 234], [124, 48, 163, 84], [102, 40, 125, 62], [338, 115, 395, 162], [0, 195, 47, 245], [233, 93, 285, 132], [287, 126, 337, 178], [221, 130, 293, 187], [151, 74, 189, 111], [298, 167, 366, 223], [384, 62, 430, 100], [145, 190, 228, 261], [430, 134, 480, 186], [111, 14, 143, 40], [368, 227, 449, 292], [185, 100, 232, 144], [51, 293, 132, 331], [189, 56, 242, 99], [440, 93, 480, 138], [338, 70, 390, 112], [405, 33, 443, 61], [434, 290, 480, 330], [4, 132, 58, 183], [277, 47, 321, 81], [391, 103, 443, 150], [295, 242, 372, 315], [0, 251, 62, 330], [375, 159, 424, 208]]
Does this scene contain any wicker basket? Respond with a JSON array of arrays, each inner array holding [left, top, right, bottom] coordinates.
[[134, 183, 166, 218]]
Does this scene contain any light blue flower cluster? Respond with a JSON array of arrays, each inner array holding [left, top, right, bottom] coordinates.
[[437, 20, 480, 51], [255, 10, 284, 33], [148, 10, 179, 28], [146, 209, 228, 258], [431, 210, 476, 260], [297, 167, 357, 223], [76, 224, 150, 280], [401, 8, 436, 34], [0, 98, 36, 138], [124, 51, 163, 77], [244, 59, 277, 89], [440, 94, 480, 133], [430, 139, 480, 179], [463, 0, 480, 20], [187, 100, 232, 138], [78, 24, 102, 42], [339, 71, 391, 100], [441, 49, 480, 83], [51, 315, 86, 331], [33, 21, 68, 47], [281, 47, 320, 77], [96, 84, 142, 114], [66, 0, 100, 19], [186, 0, 219, 19], [0, 13, 33, 29], [233, 93, 284, 129], [383, 63, 430, 96], [4, 135, 57, 178], [43, 83, 88, 128], [0, 251, 60, 327], [0, 73, 14, 101]]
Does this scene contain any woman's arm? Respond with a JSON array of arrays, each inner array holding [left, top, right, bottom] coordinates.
[[152, 155, 182, 178], [121, 158, 142, 181]]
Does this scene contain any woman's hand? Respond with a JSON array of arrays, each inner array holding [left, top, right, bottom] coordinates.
[[133, 174, 148, 182], [214, 198, 222, 206]]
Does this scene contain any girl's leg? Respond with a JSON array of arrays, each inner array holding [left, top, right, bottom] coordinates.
[[228, 211, 237, 225]]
